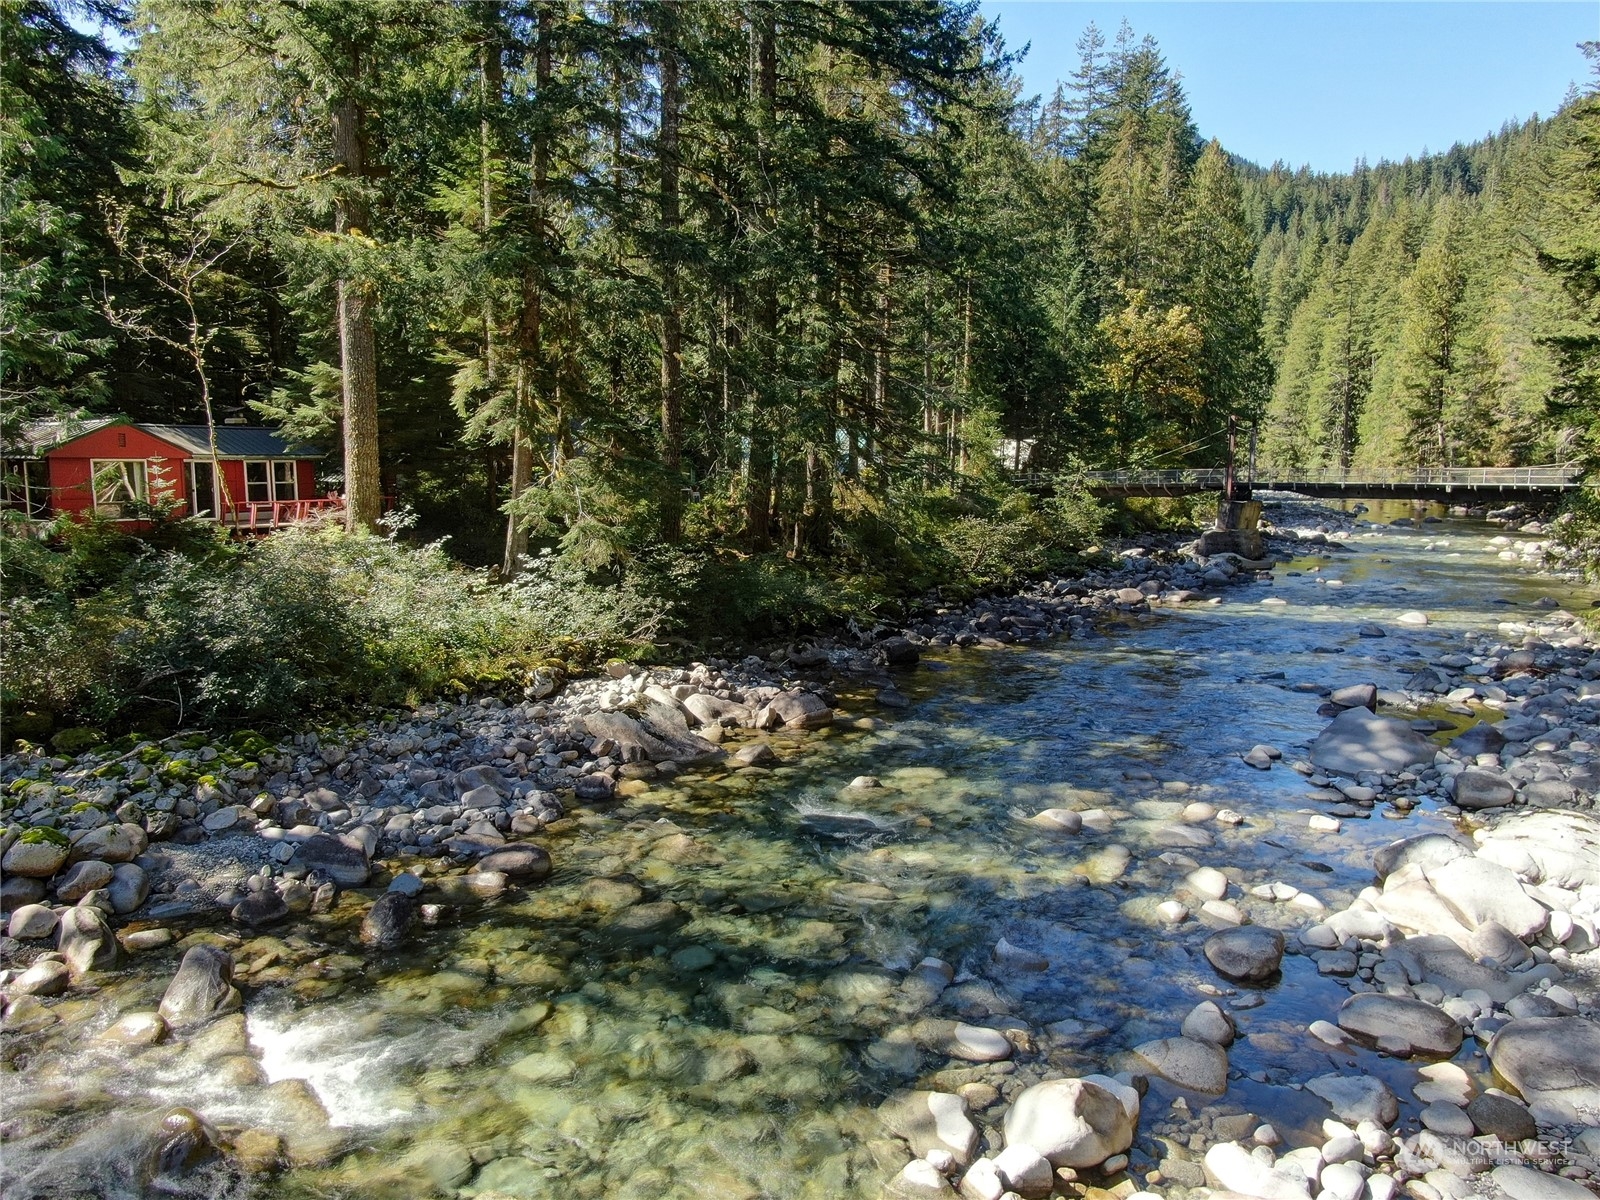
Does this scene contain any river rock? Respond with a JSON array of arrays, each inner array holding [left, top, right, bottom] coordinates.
[[1203, 926, 1284, 981], [1453, 770, 1516, 810], [1181, 1000, 1236, 1046], [2, 837, 69, 877], [264, 1077, 344, 1167], [1489, 1166, 1597, 1200], [1128, 1036, 1229, 1094], [1028, 808, 1083, 833], [57, 905, 121, 977], [1330, 683, 1378, 711], [1373, 834, 1470, 880], [158, 945, 240, 1028], [292, 834, 369, 886], [478, 846, 552, 881], [360, 892, 417, 948], [1001, 1075, 1139, 1168], [1452, 723, 1507, 757], [1522, 779, 1577, 809], [8, 903, 58, 939], [583, 708, 726, 764], [99, 1010, 169, 1046], [1202, 1141, 1312, 1200], [885, 1159, 954, 1199], [107, 862, 150, 914], [1464, 1094, 1535, 1143], [71, 822, 146, 863], [879, 1090, 979, 1166], [454, 764, 507, 795], [1476, 810, 1600, 889], [1485, 1016, 1600, 1122], [1305, 1074, 1399, 1125], [12, 958, 71, 996], [232, 891, 288, 927], [1186, 867, 1229, 901], [1425, 857, 1547, 938], [762, 691, 835, 731], [1336, 993, 1462, 1057], [683, 693, 753, 728], [734, 742, 776, 766], [1310, 708, 1436, 776], [608, 900, 684, 937], [991, 1144, 1053, 1197]]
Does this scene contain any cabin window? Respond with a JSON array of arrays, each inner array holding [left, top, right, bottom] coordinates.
[[244, 460, 271, 503], [90, 459, 149, 514], [246, 460, 299, 503], [0, 459, 50, 517], [272, 460, 298, 501]]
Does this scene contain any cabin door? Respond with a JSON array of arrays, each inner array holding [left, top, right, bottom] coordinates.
[[187, 460, 219, 518]]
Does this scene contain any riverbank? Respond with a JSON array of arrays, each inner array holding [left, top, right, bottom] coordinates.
[[2, 499, 1598, 1200]]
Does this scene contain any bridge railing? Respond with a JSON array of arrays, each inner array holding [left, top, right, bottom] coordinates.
[[1011, 464, 1584, 490]]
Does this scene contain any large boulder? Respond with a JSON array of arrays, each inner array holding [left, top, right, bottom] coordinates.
[[1203, 927, 1284, 982], [1486, 1016, 1600, 1124], [2, 835, 69, 878], [1373, 833, 1470, 880], [878, 1090, 979, 1167], [57, 905, 121, 978], [580, 708, 725, 766], [1425, 857, 1548, 939], [158, 946, 240, 1028], [681, 694, 753, 729], [1475, 810, 1600, 890], [71, 822, 147, 863], [1001, 1075, 1138, 1169], [1336, 993, 1462, 1058], [1309, 708, 1436, 776]]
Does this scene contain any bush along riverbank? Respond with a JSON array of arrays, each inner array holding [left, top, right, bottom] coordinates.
[[3, 499, 1599, 1199]]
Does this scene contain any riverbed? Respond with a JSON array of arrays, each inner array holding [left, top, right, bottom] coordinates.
[[2, 505, 1594, 1200]]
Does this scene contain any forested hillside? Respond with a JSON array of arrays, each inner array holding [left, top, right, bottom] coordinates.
[[1249, 93, 1600, 473], [3, 0, 1596, 573]]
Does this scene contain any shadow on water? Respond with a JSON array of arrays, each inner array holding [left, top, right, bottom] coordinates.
[[2, 516, 1593, 1199]]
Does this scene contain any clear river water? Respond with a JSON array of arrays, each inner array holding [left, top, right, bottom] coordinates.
[[3, 505, 1593, 1200]]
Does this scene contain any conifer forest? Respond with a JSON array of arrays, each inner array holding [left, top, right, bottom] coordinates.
[[3, 2, 1599, 718]]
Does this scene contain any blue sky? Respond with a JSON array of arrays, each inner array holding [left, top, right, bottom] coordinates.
[[980, 2, 1598, 172]]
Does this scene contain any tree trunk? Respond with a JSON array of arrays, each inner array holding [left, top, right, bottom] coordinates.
[[657, 11, 684, 543], [503, 12, 546, 576], [332, 87, 381, 533], [743, 8, 777, 549]]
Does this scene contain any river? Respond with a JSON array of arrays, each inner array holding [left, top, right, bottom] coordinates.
[[3, 504, 1592, 1200]]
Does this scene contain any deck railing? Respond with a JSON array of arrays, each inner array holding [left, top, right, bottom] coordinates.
[[223, 497, 345, 530]]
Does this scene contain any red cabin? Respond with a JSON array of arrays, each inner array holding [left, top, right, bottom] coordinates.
[[1, 418, 334, 532]]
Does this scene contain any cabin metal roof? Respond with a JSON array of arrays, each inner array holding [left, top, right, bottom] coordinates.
[[139, 424, 324, 459], [7, 419, 322, 459]]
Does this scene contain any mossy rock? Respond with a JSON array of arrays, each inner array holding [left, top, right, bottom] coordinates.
[[50, 727, 106, 755], [19, 826, 70, 847]]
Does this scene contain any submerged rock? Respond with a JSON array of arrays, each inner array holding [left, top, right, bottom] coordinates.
[[360, 892, 417, 949], [1203, 926, 1284, 982], [158, 945, 239, 1028], [1309, 708, 1436, 776], [878, 1090, 979, 1166], [1127, 1035, 1229, 1095]]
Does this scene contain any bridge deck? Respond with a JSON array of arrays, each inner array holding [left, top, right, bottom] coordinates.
[[1015, 465, 1584, 500]]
